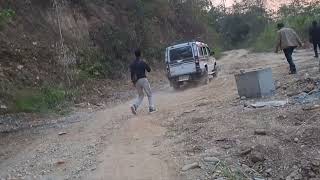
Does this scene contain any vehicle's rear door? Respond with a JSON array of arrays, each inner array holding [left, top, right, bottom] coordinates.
[[168, 45, 196, 77], [206, 46, 216, 74], [198, 45, 210, 71]]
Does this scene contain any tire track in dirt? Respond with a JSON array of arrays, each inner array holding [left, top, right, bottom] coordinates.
[[90, 115, 177, 180]]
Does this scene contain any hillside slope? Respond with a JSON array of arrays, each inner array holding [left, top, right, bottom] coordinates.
[[0, 0, 218, 114]]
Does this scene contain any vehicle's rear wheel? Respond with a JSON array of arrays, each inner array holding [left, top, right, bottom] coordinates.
[[170, 81, 180, 90]]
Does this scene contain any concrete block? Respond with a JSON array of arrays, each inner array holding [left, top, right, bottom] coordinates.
[[235, 68, 275, 98]]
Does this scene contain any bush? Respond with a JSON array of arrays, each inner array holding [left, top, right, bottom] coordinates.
[[249, 3, 320, 53], [285, 15, 319, 40], [14, 87, 70, 113], [77, 47, 126, 79], [251, 24, 277, 52], [212, 46, 223, 59], [0, 9, 15, 29]]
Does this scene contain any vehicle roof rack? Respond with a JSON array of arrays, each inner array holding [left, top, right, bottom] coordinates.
[[169, 39, 199, 46]]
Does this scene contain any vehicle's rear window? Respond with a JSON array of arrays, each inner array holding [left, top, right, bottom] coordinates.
[[169, 46, 193, 62]]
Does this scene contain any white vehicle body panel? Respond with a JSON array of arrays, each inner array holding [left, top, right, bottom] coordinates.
[[165, 41, 217, 81]]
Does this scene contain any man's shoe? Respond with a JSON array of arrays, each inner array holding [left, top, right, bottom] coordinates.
[[149, 107, 157, 113], [131, 105, 137, 115], [289, 71, 297, 75], [315, 56, 319, 58]]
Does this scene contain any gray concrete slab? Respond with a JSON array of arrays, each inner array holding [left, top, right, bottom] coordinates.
[[235, 68, 275, 98]]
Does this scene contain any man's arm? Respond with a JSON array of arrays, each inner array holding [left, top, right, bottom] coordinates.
[[309, 28, 313, 43], [144, 62, 151, 72], [130, 65, 136, 84], [275, 31, 281, 53], [294, 31, 303, 47]]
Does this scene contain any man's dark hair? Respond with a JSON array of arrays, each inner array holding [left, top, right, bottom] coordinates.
[[277, 23, 284, 30], [135, 49, 141, 58], [312, 20, 318, 26]]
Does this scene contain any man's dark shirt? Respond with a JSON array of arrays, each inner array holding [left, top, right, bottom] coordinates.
[[310, 26, 320, 43], [130, 58, 151, 83]]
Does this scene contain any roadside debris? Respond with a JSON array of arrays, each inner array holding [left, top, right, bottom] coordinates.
[[254, 129, 267, 136], [17, 65, 24, 70], [277, 115, 288, 120], [0, 105, 7, 110], [293, 91, 320, 104], [56, 160, 66, 165], [302, 104, 320, 111], [250, 100, 287, 108], [250, 151, 265, 163], [150, 151, 160, 156], [203, 157, 220, 163], [181, 162, 200, 171], [58, 132, 67, 136], [239, 148, 252, 156], [286, 169, 302, 180], [254, 178, 265, 180], [90, 167, 97, 171], [182, 109, 196, 115], [196, 101, 211, 107]]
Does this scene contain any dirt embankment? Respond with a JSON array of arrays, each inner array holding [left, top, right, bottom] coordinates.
[[0, 1, 171, 115]]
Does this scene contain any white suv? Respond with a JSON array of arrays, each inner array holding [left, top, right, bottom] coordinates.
[[165, 41, 217, 89]]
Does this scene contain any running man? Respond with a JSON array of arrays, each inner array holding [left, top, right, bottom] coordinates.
[[309, 21, 320, 58], [275, 23, 303, 74], [130, 49, 156, 115]]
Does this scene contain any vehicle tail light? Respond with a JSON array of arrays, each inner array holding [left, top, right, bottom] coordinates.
[[195, 56, 201, 72], [195, 56, 199, 64]]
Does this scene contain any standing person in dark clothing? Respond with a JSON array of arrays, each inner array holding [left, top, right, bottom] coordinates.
[[275, 23, 303, 74], [130, 49, 156, 115], [309, 21, 320, 58]]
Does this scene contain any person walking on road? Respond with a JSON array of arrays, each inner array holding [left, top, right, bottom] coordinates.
[[130, 49, 156, 115], [309, 21, 320, 58], [275, 23, 303, 74]]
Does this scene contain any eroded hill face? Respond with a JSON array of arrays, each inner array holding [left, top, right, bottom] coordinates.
[[0, 0, 216, 113]]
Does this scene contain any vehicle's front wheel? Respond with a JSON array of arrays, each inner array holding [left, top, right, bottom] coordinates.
[[212, 63, 218, 77], [201, 68, 209, 85]]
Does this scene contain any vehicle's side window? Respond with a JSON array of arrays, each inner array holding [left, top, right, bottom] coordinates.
[[206, 47, 214, 63], [198, 46, 204, 57], [206, 47, 211, 56], [203, 47, 209, 56], [192, 44, 198, 57]]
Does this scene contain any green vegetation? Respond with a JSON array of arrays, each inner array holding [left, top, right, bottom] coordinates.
[[14, 87, 73, 114], [0, 9, 15, 29], [212, 46, 223, 59], [77, 48, 110, 79], [203, 0, 320, 52], [236, 0, 320, 52], [208, 161, 262, 179], [73, 0, 223, 80], [251, 24, 278, 52], [77, 0, 320, 80]]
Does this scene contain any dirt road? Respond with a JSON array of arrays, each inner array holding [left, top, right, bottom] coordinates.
[[1, 49, 320, 179]]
